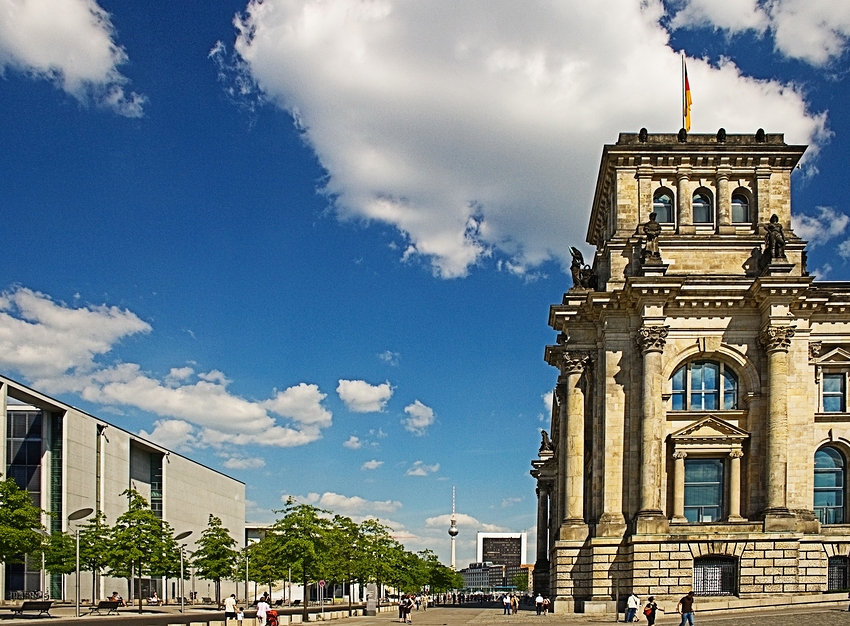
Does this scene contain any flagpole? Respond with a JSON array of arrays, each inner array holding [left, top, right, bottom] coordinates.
[[681, 53, 685, 130]]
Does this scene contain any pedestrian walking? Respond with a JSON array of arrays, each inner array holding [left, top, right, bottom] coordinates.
[[542, 597, 550, 615], [511, 594, 518, 614], [626, 592, 640, 623], [502, 594, 510, 615], [643, 596, 664, 626], [256, 597, 270, 626], [535, 593, 543, 615], [224, 594, 238, 621], [677, 591, 696, 626]]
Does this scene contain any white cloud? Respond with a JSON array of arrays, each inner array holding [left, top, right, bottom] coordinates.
[[378, 350, 400, 366], [402, 400, 435, 435], [838, 240, 850, 260], [792, 207, 849, 249], [425, 512, 508, 532], [228, 0, 826, 279], [282, 491, 401, 514], [361, 459, 383, 470], [343, 435, 363, 449], [668, 0, 850, 66], [0, 0, 145, 116], [406, 460, 439, 476], [0, 286, 334, 449], [222, 456, 266, 469], [337, 379, 393, 412], [501, 497, 523, 508], [138, 419, 198, 451]]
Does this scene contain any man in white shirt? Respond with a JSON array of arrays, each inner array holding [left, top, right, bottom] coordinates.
[[224, 594, 238, 621]]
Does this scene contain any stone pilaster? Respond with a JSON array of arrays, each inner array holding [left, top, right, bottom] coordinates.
[[728, 450, 744, 521], [759, 324, 796, 529], [559, 352, 590, 540], [717, 166, 734, 233], [671, 450, 687, 523], [677, 164, 694, 233], [635, 325, 669, 533]]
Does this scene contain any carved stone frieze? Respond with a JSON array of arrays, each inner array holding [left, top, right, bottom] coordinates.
[[809, 341, 823, 361], [672, 450, 688, 460], [636, 325, 669, 353], [759, 325, 796, 353]]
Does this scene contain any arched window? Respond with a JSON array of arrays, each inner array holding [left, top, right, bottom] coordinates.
[[828, 556, 850, 591], [653, 189, 674, 223], [693, 556, 737, 596], [693, 191, 713, 223], [815, 447, 845, 525], [731, 192, 750, 223], [672, 361, 738, 411]]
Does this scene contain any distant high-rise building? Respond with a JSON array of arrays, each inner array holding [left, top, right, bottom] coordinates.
[[476, 532, 527, 571]]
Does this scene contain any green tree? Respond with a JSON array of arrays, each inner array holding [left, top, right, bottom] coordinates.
[[240, 538, 284, 603], [268, 499, 332, 619], [78, 511, 112, 601], [326, 515, 361, 614], [511, 572, 529, 592], [356, 519, 398, 592], [0, 475, 45, 565], [42, 531, 75, 575], [191, 514, 238, 605], [107, 489, 174, 613]]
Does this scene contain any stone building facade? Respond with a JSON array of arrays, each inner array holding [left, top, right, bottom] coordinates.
[[531, 130, 850, 612]]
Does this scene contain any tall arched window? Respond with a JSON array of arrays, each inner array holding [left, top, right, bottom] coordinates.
[[653, 189, 674, 223], [731, 192, 750, 223], [815, 446, 845, 525], [693, 191, 713, 223], [672, 361, 738, 411]]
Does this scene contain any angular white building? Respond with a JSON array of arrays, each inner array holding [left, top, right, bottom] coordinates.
[[1, 375, 246, 603]]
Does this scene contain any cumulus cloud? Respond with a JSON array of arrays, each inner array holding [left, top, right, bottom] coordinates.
[[361, 459, 384, 470], [343, 435, 363, 449], [337, 379, 393, 412], [406, 460, 439, 476], [282, 491, 401, 514], [378, 350, 400, 366], [425, 512, 509, 532], [222, 456, 266, 469], [0, 286, 334, 449], [402, 400, 435, 435], [792, 207, 849, 249], [227, 0, 826, 279], [0, 0, 145, 116], [667, 0, 850, 66]]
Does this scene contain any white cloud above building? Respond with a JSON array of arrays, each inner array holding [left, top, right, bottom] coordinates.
[[337, 379, 393, 412]]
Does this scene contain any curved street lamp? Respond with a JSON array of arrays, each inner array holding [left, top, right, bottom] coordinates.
[[174, 531, 192, 613], [68, 508, 93, 618]]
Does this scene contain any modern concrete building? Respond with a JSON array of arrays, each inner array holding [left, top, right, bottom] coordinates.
[[1, 375, 245, 603], [532, 130, 850, 613], [476, 532, 527, 586]]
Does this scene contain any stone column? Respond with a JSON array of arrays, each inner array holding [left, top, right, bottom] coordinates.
[[677, 163, 693, 233], [636, 325, 669, 533], [536, 485, 549, 562], [554, 381, 568, 531], [559, 352, 590, 540], [671, 450, 687, 522], [728, 450, 744, 521], [754, 162, 771, 225], [717, 167, 732, 232], [759, 324, 795, 525]]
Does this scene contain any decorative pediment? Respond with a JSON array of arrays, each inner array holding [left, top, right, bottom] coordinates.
[[670, 415, 749, 445], [813, 347, 850, 365]]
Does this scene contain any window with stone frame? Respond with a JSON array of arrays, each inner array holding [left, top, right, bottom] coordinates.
[[684, 458, 724, 523], [653, 188, 675, 224], [731, 191, 750, 223], [692, 190, 713, 224], [671, 360, 738, 411], [811, 347, 850, 414], [815, 446, 846, 525]]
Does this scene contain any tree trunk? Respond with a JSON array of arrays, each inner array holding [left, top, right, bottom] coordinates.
[[138, 562, 143, 614], [302, 571, 309, 620]]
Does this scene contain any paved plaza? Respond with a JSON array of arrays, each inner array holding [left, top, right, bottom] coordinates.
[[3, 603, 850, 626]]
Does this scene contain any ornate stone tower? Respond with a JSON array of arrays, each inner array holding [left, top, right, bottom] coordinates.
[[532, 129, 850, 613]]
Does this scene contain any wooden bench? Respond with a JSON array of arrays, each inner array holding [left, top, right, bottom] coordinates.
[[10, 601, 53, 617], [87, 600, 121, 615], [202, 597, 215, 605]]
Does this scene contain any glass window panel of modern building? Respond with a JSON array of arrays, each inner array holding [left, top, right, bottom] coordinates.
[[684, 459, 724, 523], [815, 447, 845, 525], [672, 361, 738, 411]]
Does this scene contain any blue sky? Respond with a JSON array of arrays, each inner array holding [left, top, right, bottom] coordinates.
[[0, 0, 849, 567]]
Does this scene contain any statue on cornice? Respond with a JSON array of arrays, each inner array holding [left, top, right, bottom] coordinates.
[[540, 430, 553, 454], [641, 212, 663, 265], [764, 214, 786, 260], [569, 247, 597, 291]]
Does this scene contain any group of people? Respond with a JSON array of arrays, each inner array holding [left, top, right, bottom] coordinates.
[[533, 594, 551, 615], [625, 590, 696, 626], [398, 594, 426, 623], [224, 594, 247, 624], [500, 594, 522, 614]]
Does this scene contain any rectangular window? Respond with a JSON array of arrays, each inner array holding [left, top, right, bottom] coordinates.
[[684, 459, 724, 523], [823, 373, 847, 412]]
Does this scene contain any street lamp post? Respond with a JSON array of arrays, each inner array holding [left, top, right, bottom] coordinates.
[[174, 531, 192, 614], [68, 508, 93, 618], [244, 548, 249, 607]]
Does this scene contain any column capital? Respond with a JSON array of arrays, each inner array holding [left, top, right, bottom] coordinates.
[[729, 450, 744, 459], [672, 450, 688, 460], [637, 325, 669, 353], [759, 325, 796, 353], [561, 351, 591, 375]]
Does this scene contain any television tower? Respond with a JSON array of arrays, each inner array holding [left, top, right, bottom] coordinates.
[[448, 486, 458, 569]]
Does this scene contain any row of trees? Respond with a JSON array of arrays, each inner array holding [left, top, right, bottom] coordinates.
[[0, 476, 462, 616]]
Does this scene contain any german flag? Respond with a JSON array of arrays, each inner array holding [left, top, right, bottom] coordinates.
[[683, 59, 692, 132]]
